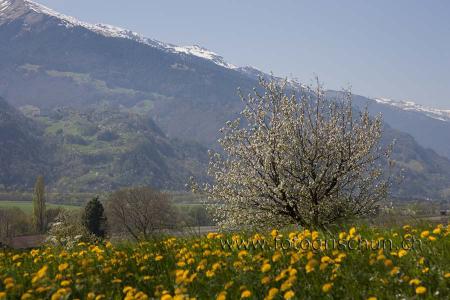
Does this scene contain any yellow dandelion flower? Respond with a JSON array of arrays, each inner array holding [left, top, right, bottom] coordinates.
[[272, 252, 282, 262], [432, 227, 441, 234], [161, 295, 173, 300], [349, 227, 357, 236], [280, 281, 292, 291], [420, 231, 430, 238], [176, 260, 186, 267], [271, 229, 279, 238], [376, 254, 386, 261], [409, 279, 421, 286], [241, 290, 251, 298], [21, 293, 32, 300], [212, 262, 221, 271], [261, 276, 271, 285], [284, 290, 295, 299], [267, 288, 278, 298], [398, 249, 407, 258], [253, 233, 263, 241], [367, 297, 377, 300], [321, 256, 331, 264], [311, 231, 320, 240], [384, 259, 393, 267], [155, 255, 163, 261], [415, 286, 427, 295], [216, 291, 226, 300], [238, 250, 248, 258], [61, 280, 71, 287], [390, 267, 400, 276], [55, 274, 63, 281], [58, 263, 69, 272], [322, 283, 333, 293], [32, 265, 48, 283], [261, 263, 271, 273], [444, 273, 450, 278]]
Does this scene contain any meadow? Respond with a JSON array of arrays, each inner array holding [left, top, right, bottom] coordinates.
[[0, 201, 80, 215], [0, 224, 449, 300]]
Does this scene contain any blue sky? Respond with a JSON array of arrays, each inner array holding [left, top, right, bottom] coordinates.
[[37, 0, 450, 109]]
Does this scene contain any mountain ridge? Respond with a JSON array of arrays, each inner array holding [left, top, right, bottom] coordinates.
[[374, 97, 450, 122], [0, 0, 257, 73], [1, 0, 450, 199], [3, 0, 448, 122]]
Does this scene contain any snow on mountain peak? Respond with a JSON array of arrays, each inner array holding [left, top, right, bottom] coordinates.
[[0, 0, 242, 70], [0, 1, 11, 13], [374, 97, 450, 122], [168, 45, 237, 69]]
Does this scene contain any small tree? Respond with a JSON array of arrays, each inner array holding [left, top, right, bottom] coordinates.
[[47, 210, 97, 249], [32, 176, 46, 233], [0, 208, 32, 242], [106, 187, 176, 240], [82, 197, 107, 238], [193, 78, 392, 229]]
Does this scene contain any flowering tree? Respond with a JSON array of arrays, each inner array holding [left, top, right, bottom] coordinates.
[[193, 78, 392, 229]]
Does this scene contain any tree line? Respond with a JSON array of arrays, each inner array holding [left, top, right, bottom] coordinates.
[[1, 177, 214, 246]]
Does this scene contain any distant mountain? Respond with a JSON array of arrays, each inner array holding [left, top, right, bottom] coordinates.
[[0, 0, 262, 147], [374, 98, 450, 122], [42, 104, 208, 192], [351, 94, 450, 159], [0, 97, 50, 188], [383, 124, 450, 200], [0, 0, 449, 199], [0, 98, 208, 192]]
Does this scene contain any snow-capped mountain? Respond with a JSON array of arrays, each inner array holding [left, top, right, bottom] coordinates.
[[374, 97, 450, 122], [2, 0, 450, 199], [0, 0, 245, 71]]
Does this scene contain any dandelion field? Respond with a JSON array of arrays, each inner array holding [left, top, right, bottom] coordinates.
[[0, 225, 449, 300]]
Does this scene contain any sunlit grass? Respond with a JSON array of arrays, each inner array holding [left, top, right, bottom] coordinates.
[[0, 201, 80, 215], [0, 224, 449, 299]]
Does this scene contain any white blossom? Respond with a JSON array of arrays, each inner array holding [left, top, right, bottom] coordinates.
[[192, 78, 392, 230]]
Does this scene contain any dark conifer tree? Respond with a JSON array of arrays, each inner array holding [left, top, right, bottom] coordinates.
[[82, 197, 107, 238]]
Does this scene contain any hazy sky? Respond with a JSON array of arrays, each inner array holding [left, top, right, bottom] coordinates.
[[37, 0, 450, 109]]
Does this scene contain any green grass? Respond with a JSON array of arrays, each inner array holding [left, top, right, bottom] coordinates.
[[0, 201, 80, 214], [0, 224, 448, 299]]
